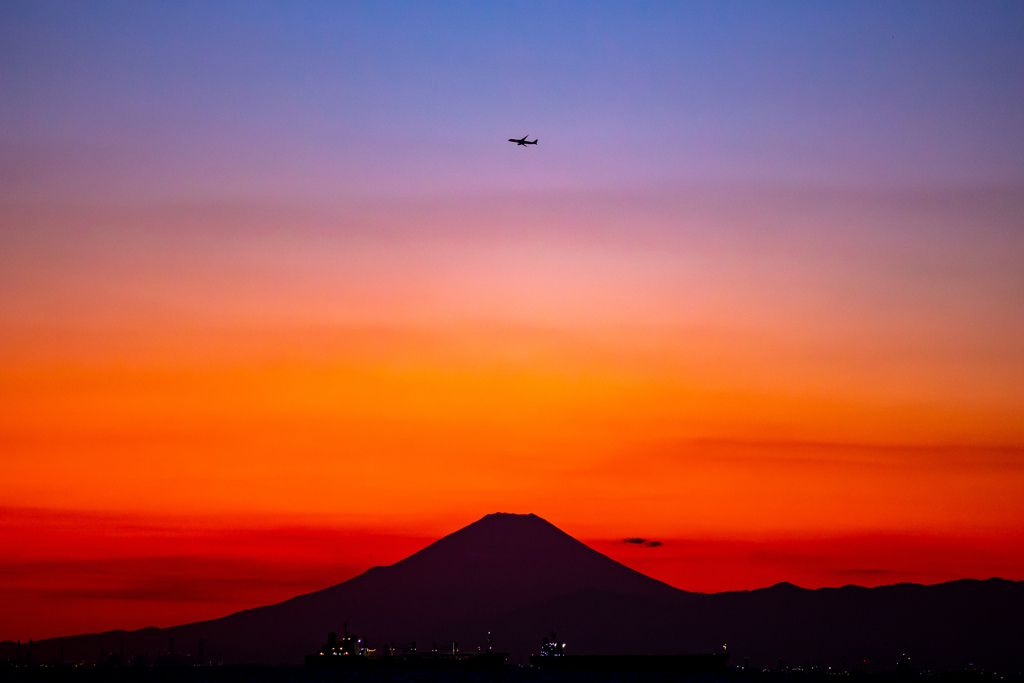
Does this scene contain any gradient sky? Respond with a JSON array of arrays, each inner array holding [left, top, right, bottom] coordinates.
[[2, 0, 1023, 642]]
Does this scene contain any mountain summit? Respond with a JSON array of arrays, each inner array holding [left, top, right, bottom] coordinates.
[[234, 512, 691, 661], [5, 513, 1023, 671], [384, 512, 689, 617]]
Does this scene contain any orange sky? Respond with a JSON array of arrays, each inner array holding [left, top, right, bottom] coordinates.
[[3, 191, 1023, 645]]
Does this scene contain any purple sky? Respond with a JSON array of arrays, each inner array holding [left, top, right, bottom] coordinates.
[[3, 1, 1022, 205]]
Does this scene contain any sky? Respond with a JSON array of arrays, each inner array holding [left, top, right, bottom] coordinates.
[[2, 0, 1023, 642]]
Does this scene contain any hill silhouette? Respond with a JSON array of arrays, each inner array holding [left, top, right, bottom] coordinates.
[[2, 513, 1022, 671]]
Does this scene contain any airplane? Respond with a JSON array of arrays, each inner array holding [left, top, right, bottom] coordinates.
[[508, 135, 538, 146]]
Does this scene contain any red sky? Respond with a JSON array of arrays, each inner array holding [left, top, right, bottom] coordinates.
[[3, 506, 1022, 642]]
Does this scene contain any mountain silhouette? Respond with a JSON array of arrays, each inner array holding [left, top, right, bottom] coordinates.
[[2, 513, 1022, 671]]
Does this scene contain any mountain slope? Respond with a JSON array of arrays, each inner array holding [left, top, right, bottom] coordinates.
[[2, 513, 693, 664], [3, 513, 1022, 671], [175, 512, 693, 662]]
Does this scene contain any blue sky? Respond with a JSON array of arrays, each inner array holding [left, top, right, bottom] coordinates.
[[3, 0, 1023, 203]]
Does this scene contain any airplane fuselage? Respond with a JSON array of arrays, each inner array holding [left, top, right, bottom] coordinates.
[[508, 136, 538, 146]]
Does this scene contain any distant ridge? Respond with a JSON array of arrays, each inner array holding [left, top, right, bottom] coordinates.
[[2, 513, 1022, 671]]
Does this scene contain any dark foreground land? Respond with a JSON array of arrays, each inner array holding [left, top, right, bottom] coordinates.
[[1, 668, 1022, 683]]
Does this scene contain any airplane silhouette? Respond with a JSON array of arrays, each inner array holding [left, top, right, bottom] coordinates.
[[508, 135, 538, 146]]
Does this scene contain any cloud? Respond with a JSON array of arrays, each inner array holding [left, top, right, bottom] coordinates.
[[0, 556, 355, 604], [621, 538, 662, 548]]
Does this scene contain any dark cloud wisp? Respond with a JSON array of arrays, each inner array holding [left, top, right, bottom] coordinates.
[[621, 538, 662, 548]]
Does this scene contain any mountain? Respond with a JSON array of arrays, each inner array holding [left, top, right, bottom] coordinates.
[[2, 513, 1022, 671]]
